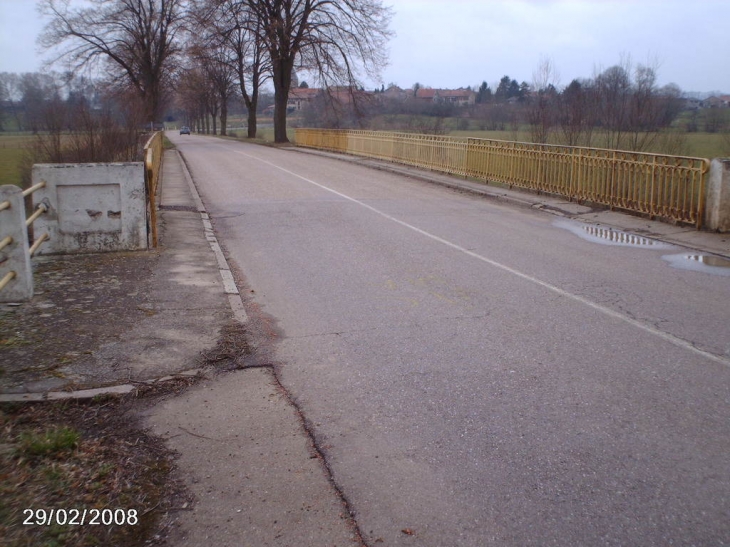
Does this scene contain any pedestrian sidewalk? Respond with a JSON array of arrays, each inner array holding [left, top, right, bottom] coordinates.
[[0, 148, 362, 545], [0, 149, 230, 399], [144, 150, 362, 546]]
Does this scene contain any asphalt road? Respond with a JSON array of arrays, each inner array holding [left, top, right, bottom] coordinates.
[[170, 133, 730, 547]]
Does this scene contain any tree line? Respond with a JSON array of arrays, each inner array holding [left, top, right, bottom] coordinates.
[[36, 0, 393, 143], [301, 57, 720, 155], [6, 2, 728, 154]]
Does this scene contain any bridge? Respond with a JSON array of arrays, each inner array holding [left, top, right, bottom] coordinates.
[[2, 130, 729, 544], [164, 132, 730, 546]]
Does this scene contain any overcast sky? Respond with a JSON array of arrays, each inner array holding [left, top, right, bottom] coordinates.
[[1, 0, 728, 94]]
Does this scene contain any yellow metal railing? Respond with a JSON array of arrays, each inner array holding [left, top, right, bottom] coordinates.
[[144, 131, 164, 247], [295, 129, 710, 228]]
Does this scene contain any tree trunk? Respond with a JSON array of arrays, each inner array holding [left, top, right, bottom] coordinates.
[[247, 106, 257, 139], [220, 102, 228, 136], [272, 58, 294, 143], [273, 90, 289, 143]]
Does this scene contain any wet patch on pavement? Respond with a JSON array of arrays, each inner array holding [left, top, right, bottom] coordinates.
[[554, 219, 673, 249], [662, 253, 730, 277]]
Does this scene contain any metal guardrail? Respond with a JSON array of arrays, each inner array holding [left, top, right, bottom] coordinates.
[[295, 129, 710, 228], [144, 131, 164, 247], [0, 181, 50, 298]]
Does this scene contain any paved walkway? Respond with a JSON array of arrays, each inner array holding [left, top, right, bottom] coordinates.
[[0, 149, 361, 546], [143, 150, 361, 546]]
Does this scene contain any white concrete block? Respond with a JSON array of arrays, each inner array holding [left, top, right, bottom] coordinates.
[[32, 163, 148, 254]]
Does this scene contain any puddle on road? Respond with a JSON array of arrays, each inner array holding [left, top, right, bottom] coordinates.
[[662, 253, 730, 277], [555, 220, 730, 277], [554, 220, 673, 249]]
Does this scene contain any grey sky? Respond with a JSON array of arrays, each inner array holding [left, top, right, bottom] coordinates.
[[1, 0, 728, 94]]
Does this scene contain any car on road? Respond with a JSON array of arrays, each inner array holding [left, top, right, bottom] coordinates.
[[180, 126, 190, 135]]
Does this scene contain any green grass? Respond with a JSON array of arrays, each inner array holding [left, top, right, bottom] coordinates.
[[223, 125, 296, 143], [448, 128, 729, 159], [0, 135, 33, 187], [681, 132, 730, 158], [17, 426, 80, 458]]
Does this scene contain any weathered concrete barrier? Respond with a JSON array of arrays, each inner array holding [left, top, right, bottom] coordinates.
[[705, 159, 730, 232], [0, 185, 33, 301], [32, 162, 148, 254]]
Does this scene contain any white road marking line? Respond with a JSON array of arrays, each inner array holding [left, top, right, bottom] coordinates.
[[226, 145, 730, 367]]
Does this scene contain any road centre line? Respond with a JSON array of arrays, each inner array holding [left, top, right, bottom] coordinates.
[[225, 145, 730, 368]]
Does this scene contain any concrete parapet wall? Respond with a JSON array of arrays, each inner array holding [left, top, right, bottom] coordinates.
[[704, 159, 730, 232], [32, 163, 148, 254]]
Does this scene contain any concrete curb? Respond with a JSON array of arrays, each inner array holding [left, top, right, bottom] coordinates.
[[177, 149, 249, 322], [0, 368, 206, 402]]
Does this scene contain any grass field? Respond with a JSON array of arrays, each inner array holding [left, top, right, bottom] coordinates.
[[449, 129, 729, 159], [3, 124, 726, 191], [0, 135, 34, 187]]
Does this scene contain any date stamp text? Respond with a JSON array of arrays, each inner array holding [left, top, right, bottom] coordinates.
[[23, 508, 138, 526]]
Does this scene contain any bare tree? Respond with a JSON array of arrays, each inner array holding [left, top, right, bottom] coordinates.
[[187, 38, 236, 135], [18, 72, 62, 133], [527, 57, 560, 144], [558, 79, 594, 146], [704, 107, 729, 134], [243, 0, 393, 143], [594, 60, 684, 152], [176, 66, 210, 130], [193, 0, 270, 138], [625, 64, 664, 151], [0, 73, 23, 130], [593, 62, 632, 149], [39, 0, 188, 124]]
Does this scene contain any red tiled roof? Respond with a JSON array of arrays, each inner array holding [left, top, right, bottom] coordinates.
[[288, 88, 321, 99], [415, 88, 475, 99]]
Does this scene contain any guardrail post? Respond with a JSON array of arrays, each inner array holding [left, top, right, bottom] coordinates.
[[0, 185, 33, 302], [704, 158, 730, 232]]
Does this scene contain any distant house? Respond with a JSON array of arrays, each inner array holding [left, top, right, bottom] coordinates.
[[287, 88, 321, 111], [414, 88, 438, 102], [326, 86, 368, 103], [683, 98, 702, 110], [438, 89, 477, 106], [702, 96, 730, 108], [414, 87, 476, 106], [382, 85, 408, 101]]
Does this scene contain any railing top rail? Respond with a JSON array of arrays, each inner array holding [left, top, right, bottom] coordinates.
[[143, 130, 162, 151], [297, 128, 710, 165]]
